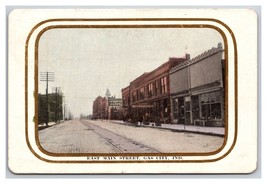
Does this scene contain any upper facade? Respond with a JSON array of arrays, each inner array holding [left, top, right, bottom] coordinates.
[[170, 43, 224, 97], [122, 56, 187, 107]]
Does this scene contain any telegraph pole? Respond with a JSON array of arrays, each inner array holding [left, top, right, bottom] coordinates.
[[64, 103, 67, 121], [53, 87, 61, 124], [55, 87, 58, 123], [63, 95, 67, 121], [40, 72, 54, 127]]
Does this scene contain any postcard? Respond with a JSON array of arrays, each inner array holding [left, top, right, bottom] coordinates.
[[8, 9, 257, 174]]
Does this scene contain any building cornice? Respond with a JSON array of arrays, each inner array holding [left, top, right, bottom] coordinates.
[[170, 43, 224, 74]]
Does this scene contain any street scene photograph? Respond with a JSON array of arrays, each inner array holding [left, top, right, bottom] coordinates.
[[37, 27, 226, 154]]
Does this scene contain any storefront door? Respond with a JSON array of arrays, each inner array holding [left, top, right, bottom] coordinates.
[[184, 96, 191, 125]]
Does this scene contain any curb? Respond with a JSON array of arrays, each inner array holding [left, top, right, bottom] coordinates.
[[111, 121, 225, 137], [149, 126, 225, 137]]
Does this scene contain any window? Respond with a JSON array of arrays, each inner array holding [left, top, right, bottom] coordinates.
[[148, 83, 153, 97], [200, 91, 222, 119], [155, 80, 159, 95], [160, 77, 167, 94], [132, 91, 137, 102], [140, 87, 145, 100], [211, 103, 221, 119], [192, 95, 200, 120]]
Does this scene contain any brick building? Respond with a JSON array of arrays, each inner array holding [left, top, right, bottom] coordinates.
[[92, 89, 123, 120], [169, 43, 225, 127], [122, 86, 130, 108], [92, 96, 108, 119], [121, 57, 187, 124]]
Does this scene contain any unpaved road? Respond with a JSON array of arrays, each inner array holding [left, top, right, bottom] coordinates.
[[38, 119, 224, 154]]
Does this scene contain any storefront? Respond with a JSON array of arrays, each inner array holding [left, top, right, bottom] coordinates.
[[170, 43, 224, 127], [171, 95, 190, 125]]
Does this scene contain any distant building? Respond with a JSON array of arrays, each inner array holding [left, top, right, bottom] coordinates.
[[92, 96, 108, 119], [92, 90, 123, 120], [107, 96, 123, 120], [38, 92, 63, 124], [169, 43, 225, 127]]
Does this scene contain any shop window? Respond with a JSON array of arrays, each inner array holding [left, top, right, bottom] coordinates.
[[201, 104, 210, 118], [211, 103, 221, 119], [200, 91, 221, 119], [192, 95, 200, 120]]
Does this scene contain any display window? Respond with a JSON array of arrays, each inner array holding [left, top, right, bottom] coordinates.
[[200, 91, 222, 119]]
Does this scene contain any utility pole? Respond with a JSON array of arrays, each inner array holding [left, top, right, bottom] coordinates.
[[53, 87, 61, 124], [64, 103, 67, 121], [62, 95, 66, 121], [40, 72, 54, 127], [55, 87, 58, 123]]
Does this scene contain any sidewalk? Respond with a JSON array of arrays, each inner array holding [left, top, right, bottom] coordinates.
[[38, 121, 63, 131], [110, 120, 225, 137]]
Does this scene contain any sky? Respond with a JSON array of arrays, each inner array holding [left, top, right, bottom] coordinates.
[[38, 27, 223, 118]]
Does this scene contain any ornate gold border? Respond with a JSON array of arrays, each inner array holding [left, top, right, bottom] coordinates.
[[25, 18, 237, 163]]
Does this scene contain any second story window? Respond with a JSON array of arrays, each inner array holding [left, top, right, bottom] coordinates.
[[123, 94, 129, 106], [132, 90, 137, 102], [148, 83, 153, 97], [155, 80, 159, 95], [160, 76, 167, 94], [140, 87, 145, 100]]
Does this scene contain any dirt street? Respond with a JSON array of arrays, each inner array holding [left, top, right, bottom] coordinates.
[[38, 119, 224, 154]]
